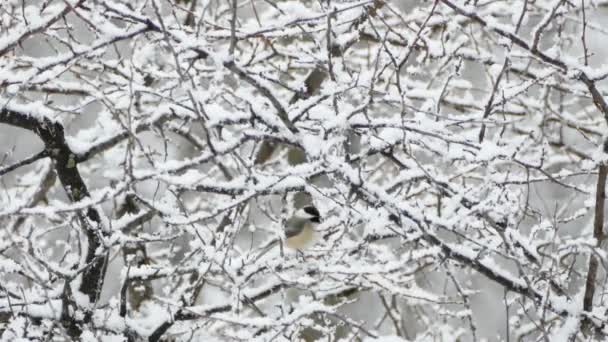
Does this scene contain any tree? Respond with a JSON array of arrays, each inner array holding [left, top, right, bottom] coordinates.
[[1, 0, 608, 340]]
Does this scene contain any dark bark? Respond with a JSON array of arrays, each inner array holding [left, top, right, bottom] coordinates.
[[0, 108, 108, 336]]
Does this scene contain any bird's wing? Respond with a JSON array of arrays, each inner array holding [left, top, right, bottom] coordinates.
[[284, 218, 305, 238]]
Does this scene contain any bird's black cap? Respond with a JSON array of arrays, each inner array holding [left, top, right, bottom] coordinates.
[[302, 205, 321, 223]]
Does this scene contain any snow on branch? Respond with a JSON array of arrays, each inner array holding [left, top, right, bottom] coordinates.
[[1, 0, 608, 341]]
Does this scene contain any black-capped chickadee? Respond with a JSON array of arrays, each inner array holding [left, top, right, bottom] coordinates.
[[284, 205, 321, 249]]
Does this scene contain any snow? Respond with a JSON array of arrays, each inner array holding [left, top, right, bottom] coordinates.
[[0, 99, 60, 123], [2, 0, 608, 340]]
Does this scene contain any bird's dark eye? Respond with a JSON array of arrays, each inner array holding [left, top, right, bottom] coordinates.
[[303, 205, 320, 219]]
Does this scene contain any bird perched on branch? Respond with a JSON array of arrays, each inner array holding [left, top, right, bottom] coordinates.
[[284, 205, 321, 249]]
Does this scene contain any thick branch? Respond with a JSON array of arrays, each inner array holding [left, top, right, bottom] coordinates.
[[0, 107, 107, 333], [582, 159, 607, 334]]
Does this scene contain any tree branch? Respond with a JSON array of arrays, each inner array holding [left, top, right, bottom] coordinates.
[[582, 143, 608, 334], [0, 106, 108, 336]]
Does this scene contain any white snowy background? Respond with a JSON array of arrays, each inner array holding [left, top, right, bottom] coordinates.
[[2, 0, 608, 341]]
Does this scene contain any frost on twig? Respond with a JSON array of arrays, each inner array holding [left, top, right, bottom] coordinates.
[[1, 0, 608, 341]]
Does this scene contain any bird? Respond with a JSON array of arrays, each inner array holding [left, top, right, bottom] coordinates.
[[284, 205, 321, 249]]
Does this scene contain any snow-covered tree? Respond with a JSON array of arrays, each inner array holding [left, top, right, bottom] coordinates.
[[2, 0, 608, 340]]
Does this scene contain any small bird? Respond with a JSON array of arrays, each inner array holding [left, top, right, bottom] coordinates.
[[284, 205, 321, 249]]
